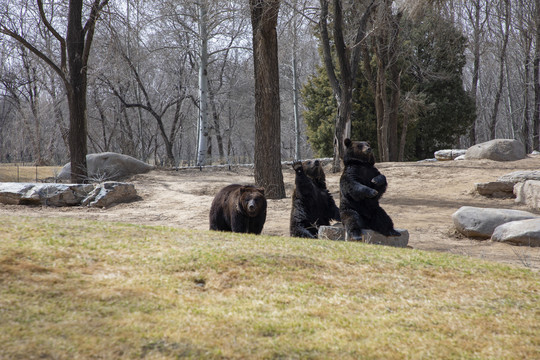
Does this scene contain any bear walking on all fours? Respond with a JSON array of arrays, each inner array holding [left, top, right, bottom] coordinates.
[[339, 138, 400, 239], [290, 160, 341, 238], [209, 184, 267, 234]]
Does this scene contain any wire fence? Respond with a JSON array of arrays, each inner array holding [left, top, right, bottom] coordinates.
[[0, 164, 62, 183]]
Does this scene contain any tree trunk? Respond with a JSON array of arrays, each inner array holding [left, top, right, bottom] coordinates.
[[534, 0, 540, 150], [197, 1, 209, 166], [67, 0, 88, 182], [523, 36, 532, 152], [489, 0, 510, 140], [250, 0, 285, 199], [469, 0, 482, 146], [291, 11, 301, 161]]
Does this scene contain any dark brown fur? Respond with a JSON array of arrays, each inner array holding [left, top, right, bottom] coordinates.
[[209, 184, 267, 234], [339, 139, 399, 239]]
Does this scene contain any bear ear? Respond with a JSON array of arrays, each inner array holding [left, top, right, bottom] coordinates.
[[344, 138, 352, 148], [257, 187, 265, 196]]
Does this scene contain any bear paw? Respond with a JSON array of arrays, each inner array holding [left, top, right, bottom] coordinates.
[[371, 174, 386, 186], [367, 188, 379, 198], [386, 229, 401, 237], [292, 161, 303, 173]]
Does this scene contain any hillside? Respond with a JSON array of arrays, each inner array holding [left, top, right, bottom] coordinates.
[[1, 156, 540, 270]]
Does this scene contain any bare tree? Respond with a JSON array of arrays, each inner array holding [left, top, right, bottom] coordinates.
[[319, 0, 375, 170], [1, 0, 109, 182], [250, 0, 285, 199]]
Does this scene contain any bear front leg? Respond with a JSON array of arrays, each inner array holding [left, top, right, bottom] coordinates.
[[230, 216, 248, 233], [369, 207, 400, 237], [345, 182, 378, 200], [293, 225, 317, 238], [371, 174, 387, 187], [340, 209, 366, 241]]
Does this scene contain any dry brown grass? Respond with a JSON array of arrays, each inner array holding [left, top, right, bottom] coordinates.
[[0, 165, 62, 182], [0, 215, 538, 359]]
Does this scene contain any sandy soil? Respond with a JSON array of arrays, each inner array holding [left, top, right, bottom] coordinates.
[[2, 157, 540, 271]]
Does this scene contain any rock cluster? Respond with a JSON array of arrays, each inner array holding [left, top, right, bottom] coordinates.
[[0, 182, 138, 208], [474, 170, 540, 210], [452, 206, 540, 246]]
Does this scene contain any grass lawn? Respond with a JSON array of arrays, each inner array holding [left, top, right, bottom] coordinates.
[[0, 165, 62, 182], [0, 215, 538, 359]]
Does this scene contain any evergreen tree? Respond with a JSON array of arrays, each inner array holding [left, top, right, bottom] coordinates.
[[302, 10, 475, 161]]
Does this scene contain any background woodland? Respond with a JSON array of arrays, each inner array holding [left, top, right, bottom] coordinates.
[[1, 0, 539, 168]]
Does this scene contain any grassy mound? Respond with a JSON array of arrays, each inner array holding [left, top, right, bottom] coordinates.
[[1, 215, 538, 359]]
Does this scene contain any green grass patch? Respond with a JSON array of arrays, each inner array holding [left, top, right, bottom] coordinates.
[[0, 215, 538, 359]]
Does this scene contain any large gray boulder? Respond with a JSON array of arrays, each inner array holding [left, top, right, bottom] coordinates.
[[0, 182, 94, 206], [452, 206, 539, 239], [475, 170, 540, 198], [58, 152, 154, 181], [0, 182, 138, 208], [498, 170, 540, 183], [464, 139, 526, 161], [514, 180, 540, 210], [491, 218, 540, 247], [81, 182, 138, 208]]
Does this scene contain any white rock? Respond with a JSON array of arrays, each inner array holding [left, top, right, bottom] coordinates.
[[514, 180, 540, 210], [0, 182, 138, 208], [464, 139, 526, 161], [498, 170, 540, 183], [452, 206, 539, 239], [58, 152, 154, 181], [434, 149, 467, 161], [491, 218, 540, 247], [82, 182, 138, 208]]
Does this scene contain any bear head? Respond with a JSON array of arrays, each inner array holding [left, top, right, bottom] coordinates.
[[302, 159, 326, 188], [343, 138, 375, 166], [239, 186, 267, 217]]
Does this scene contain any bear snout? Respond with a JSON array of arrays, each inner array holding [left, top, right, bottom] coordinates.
[[247, 199, 258, 215]]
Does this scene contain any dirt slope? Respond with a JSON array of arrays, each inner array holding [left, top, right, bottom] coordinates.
[[2, 156, 540, 270]]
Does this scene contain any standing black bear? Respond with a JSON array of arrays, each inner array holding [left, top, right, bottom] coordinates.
[[209, 184, 267, 234], [290, 160, 340, 238], [340, 138, 400, 239]]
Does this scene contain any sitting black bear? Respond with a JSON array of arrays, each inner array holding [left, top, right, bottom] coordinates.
[[209, 184, 267, 234], [339, 138, 400, 239], [290, 160, 340, 238]]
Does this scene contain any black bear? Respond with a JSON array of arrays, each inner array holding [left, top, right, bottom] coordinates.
[[290, 160, 341, 238], [339, 138, 400, 239], [209, 184, 267, 234]]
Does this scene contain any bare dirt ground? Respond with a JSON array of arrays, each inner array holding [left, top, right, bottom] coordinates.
[[2, 156, 540, 270]]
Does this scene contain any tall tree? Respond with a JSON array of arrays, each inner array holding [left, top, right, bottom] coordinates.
[[196, 0, 210, 166], [319, 0, 375, 170], [535, 0, 540, 150], [0, 0, 109, 182], [250, 0, 285, 199]]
